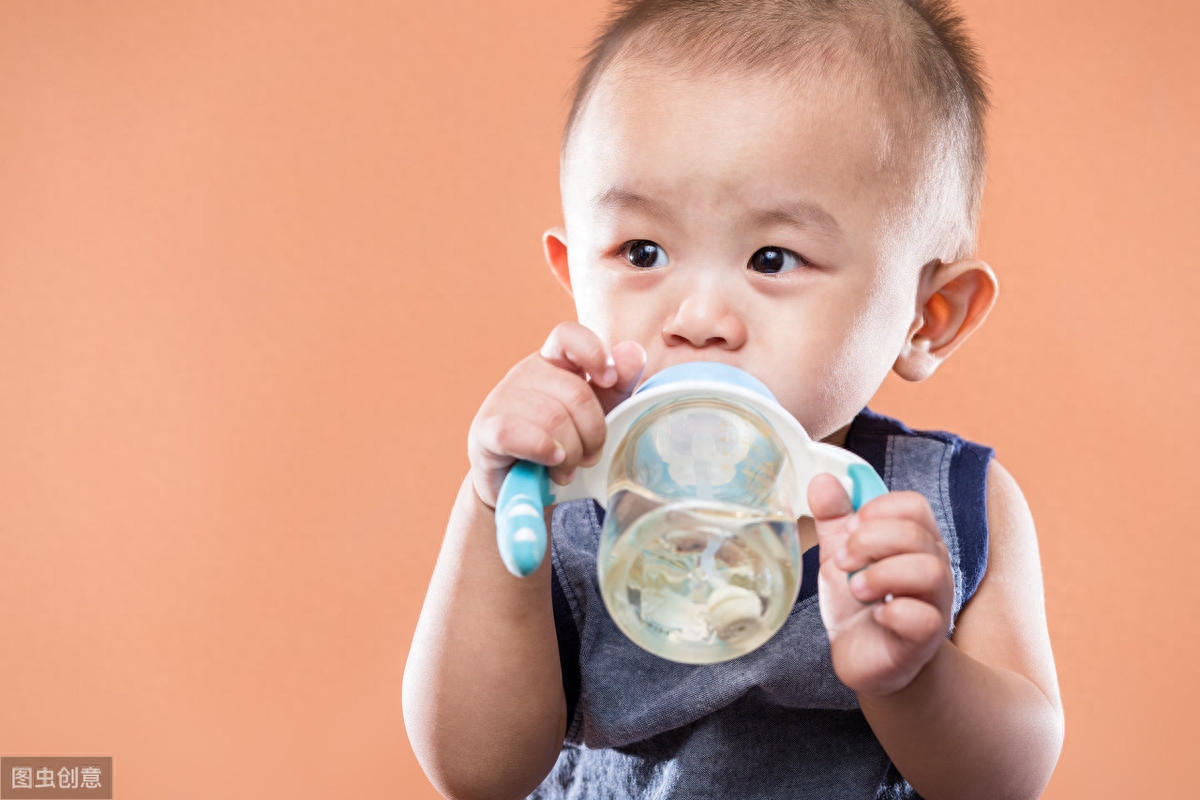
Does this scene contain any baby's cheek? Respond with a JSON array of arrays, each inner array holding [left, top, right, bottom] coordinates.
[[798, 352, 884, 439], [573, 303, 615, 344], [580, 293, 652, 346]]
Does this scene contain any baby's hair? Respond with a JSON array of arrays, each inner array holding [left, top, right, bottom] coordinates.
[[563, 0, 990, 262]]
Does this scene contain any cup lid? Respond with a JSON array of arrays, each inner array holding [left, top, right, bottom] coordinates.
[[551, 361, 870, 512], [635, 362, 776, 402]]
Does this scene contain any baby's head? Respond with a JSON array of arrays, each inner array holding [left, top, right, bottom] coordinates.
[[543, 0, 998, 442]]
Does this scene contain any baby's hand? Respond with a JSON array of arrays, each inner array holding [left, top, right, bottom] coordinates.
[[468, 322, 646, 509], [809, 474, 953, 698]]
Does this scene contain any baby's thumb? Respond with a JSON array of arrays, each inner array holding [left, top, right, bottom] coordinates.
[[808, 473, 855, 564], [595, 341, 646, 412]]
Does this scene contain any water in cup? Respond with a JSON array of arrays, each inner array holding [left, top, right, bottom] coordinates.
[[596, 397, 802, 663]]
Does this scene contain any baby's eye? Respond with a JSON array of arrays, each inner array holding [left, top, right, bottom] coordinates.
[[623, 240, 669, 269], [748, 246, 808, 274]]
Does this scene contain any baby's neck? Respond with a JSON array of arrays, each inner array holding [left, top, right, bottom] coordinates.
[[822, 422, 852, 449]]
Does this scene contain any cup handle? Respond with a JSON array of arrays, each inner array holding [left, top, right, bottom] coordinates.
[[806, 443, 889, 515], [847, 463, 888, 511], [496, 460, 552, 577]]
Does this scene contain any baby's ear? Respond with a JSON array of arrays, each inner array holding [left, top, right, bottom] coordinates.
[[543, 227, 572, 297], [893, 259, 998, 382]]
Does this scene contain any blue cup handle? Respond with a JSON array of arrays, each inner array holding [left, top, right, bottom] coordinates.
[[496, 460, 553, 577], [847, 463, 888, 511]]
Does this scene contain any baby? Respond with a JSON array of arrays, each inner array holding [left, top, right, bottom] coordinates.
[[404, 1, 1064, 798]]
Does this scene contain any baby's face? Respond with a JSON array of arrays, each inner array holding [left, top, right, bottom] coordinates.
[[555, 60, 930, 441]]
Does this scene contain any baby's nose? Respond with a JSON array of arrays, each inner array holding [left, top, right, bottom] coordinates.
[[661, 276, 748, 350]]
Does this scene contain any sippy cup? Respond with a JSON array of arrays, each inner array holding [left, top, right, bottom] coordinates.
[[495, 362, 887, 664]]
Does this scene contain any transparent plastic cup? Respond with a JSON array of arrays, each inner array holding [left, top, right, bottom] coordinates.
[[597, 397, 801, 663]]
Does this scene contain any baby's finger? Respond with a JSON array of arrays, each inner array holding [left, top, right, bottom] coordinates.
[[870, 595, 948, 645], [529, 367, 607, 467], [834, 519, 947, 574], [503, 391, 587, 484], [473, 412, 567, 470], [539, 321, 617, 388], [592, 340, 647, 413], [847, 552, 953, 611], [855, 490, 940, 534], [469, 414, 567, 507], [808, 473, 855, 566]]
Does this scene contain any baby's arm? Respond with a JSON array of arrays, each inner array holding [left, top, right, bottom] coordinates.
[[811, 461, 1063, 800], [403, 323, 644, 800]]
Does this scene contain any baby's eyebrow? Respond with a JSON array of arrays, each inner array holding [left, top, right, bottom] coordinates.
[[593, 187, 841, 239], [751, 201, 842, 238], [593, 188, 677, 224]]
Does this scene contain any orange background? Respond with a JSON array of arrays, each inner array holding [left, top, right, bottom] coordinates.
[[1, 1, 1197, 797]]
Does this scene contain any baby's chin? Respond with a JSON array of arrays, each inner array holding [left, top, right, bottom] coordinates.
[[773, 398, 857, 446]]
